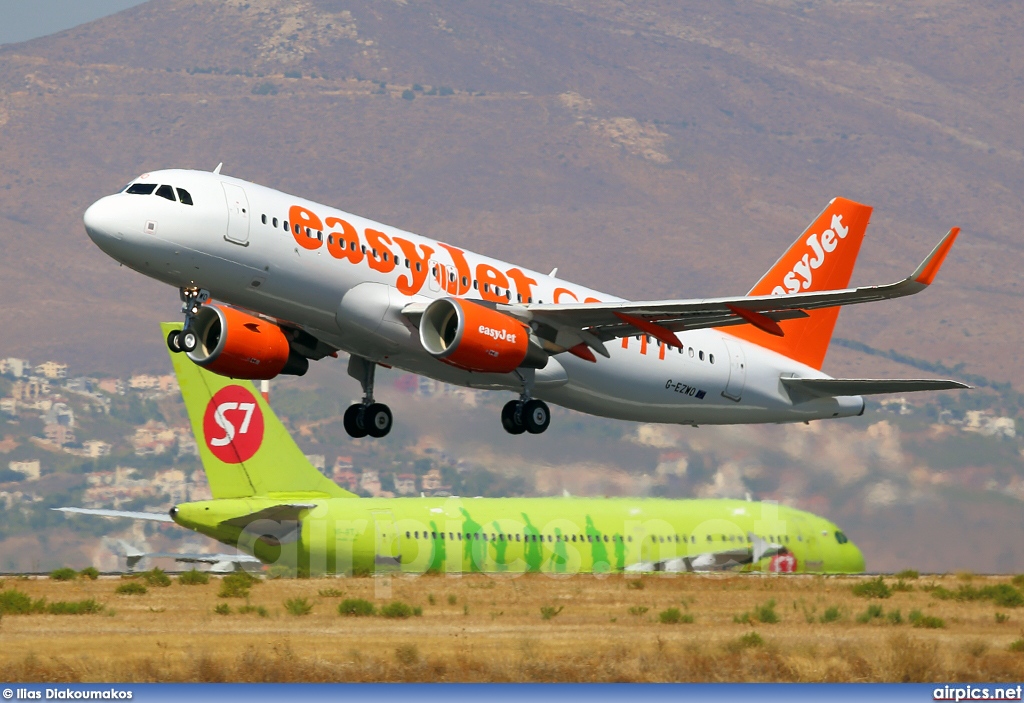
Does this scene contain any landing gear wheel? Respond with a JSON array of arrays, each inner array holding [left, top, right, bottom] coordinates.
[[343, 404, 368, 438], [523, 399, 550, 434], [166, 329, 182, 354], [365, 403, 393, 438], [179, 328, 198, 353], [501, 400, 526, 435]]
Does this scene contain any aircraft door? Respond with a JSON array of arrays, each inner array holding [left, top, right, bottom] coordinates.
[[721, 339, 747, 402], [372, 509, 401, 573], [222, 182, 251, 245], [427, 261, 443, 293]]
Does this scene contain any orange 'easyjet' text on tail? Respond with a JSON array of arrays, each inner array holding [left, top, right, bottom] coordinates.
[[725, 197, 873, 370]]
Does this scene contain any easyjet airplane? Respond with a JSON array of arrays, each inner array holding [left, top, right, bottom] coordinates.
[[82, 167, 965, 438], [58, 324, 866, 576]]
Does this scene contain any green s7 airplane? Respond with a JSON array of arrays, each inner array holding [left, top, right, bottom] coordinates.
[[58, 323, 865, 575]]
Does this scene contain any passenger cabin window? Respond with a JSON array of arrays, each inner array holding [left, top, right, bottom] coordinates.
[[261, 214, 267, 225], [126, 183, 157, 195], [176, 188, 193, 205], [273, 217, 279, 227]]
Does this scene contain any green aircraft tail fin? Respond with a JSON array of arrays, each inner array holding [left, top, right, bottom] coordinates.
[[162, 322, 354, 500]]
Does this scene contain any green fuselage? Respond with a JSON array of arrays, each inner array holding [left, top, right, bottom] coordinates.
[[172, 495, 865, 575]]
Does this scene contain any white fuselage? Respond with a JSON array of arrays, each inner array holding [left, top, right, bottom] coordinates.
[[83, 169, 863, 425]]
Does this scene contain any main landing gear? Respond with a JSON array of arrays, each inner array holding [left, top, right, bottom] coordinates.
[[343, 356, 393, 439], [501, 397, 550, 435], [166, 287, 210, 354]]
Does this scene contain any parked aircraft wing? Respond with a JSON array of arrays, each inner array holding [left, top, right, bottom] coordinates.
[[218, 503, 316, 528], [782, 377, 969, 399], [514, 228, 959, 352], [54, 507, 174, 522], [624, 534, 785, 573]]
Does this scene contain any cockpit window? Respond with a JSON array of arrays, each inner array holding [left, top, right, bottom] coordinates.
[[835, 531, 848, 544], [176, 188, 193, 206], [155, 184, 176, 201], [126, 183, 157, 195]]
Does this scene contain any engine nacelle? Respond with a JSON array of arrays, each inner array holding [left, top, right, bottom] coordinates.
[[419, 298, 546, 373], [186, 305, 308, 380]]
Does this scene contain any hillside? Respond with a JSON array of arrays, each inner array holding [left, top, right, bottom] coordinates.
[[0, 0, 1020, 386]]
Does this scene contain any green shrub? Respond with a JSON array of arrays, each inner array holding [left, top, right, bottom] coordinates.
[[887, 609, 903, 625], [382, 601, 415, 619], [318, 588, 344, 598], [438, 86, 454, 96], [628, 606, 649, 616], [50, 567, 77, 581], [427, 593, 436, 605], [447, 594, 457, 606], [339, 598, 375, 616], [757, 599, 779, 624], [909, 609, 944, 628], [857, 604, 884, 623], [1013, 575, 1024, 588], [0, 589, 45, 614], [626, 580, 645, 590], [401, 89, 415, 100], [852, 576, 892, 599], [238, 604, 268, 617], [219, 572, 259, 598], [659, 607, 682, 624], [178, 569, 209, 586], [738, 631, 764, 649], [284, 597, 313, 616], [540, 605, 563, 621], [820, 606, 842, 624], [1010, 638, 1024, 653], [892, 579, 914, 592], [996, 612, 1010, 624], [79, 567, 100, 581], [47, 599, 103, 615], [142, 568, 171, 587], [896, 569, 920, 580], [214, 603, 231, 615], [115, 582, 147, 596]]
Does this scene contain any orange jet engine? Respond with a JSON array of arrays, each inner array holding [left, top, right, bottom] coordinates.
[[186, 305, 309, 380], [419, 298, 547, 373]]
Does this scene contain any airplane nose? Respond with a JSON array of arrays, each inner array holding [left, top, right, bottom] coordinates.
[[83, 196, 116, 245]]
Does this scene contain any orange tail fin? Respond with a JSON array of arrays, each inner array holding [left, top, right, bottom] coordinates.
[[725, 197, 873, 370]]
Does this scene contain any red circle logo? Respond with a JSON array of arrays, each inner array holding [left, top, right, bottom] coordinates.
[[202, 385, 265, 463], [769, 553, 798, 573]]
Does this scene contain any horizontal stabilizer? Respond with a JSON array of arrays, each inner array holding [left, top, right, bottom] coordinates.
[[54, 507, 173, 522], [782, 377, 969, 398]]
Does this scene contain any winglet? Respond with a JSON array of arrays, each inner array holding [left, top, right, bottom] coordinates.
[[912, 227, 959, 286]]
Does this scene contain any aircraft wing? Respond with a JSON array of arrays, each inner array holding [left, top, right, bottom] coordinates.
[[624, 535, 785, 573], [144, 552, 261, 565], [54, 507, 174, 522], [219, 503, 316, 528], [508, 227, 959, 356]]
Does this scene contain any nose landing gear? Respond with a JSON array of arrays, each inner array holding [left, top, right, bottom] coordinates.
[[166, 287, 210, 354], [343, 356, 393, 439]]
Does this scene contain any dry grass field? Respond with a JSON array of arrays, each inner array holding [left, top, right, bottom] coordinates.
[[2, 571, 1024, 682]]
